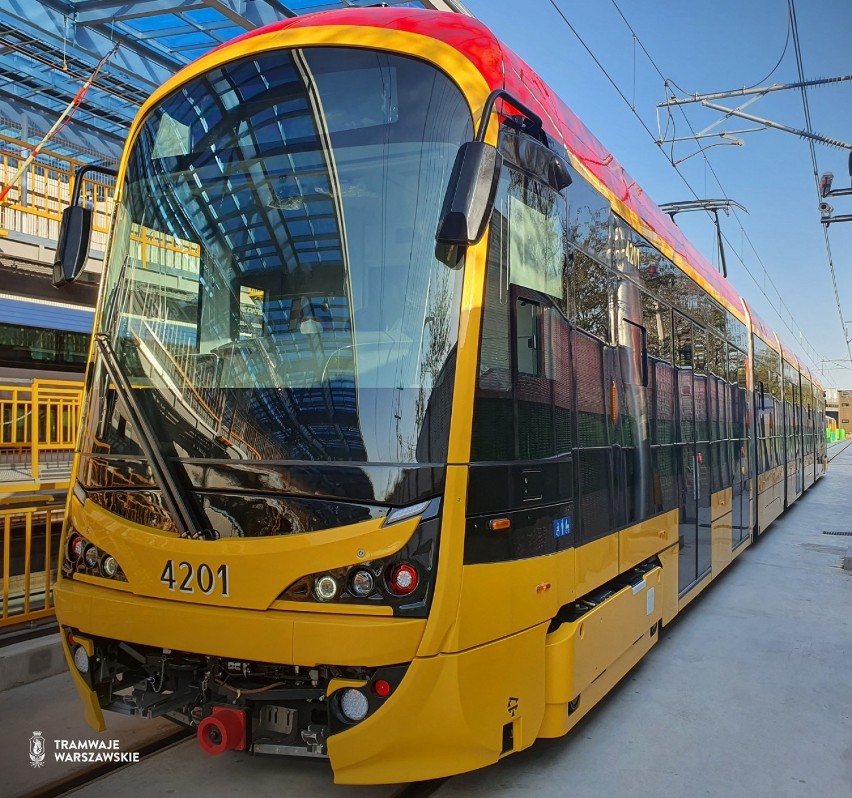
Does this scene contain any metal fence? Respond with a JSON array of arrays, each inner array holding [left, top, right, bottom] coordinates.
[[0, 502, 64, 628], [0, 379, 81, 628], [0, 132, 115, 253], [0, 380, 83, 482]]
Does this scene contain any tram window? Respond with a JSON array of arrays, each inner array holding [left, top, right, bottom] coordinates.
[[674, 314, 692, 367], [477, 206, 511, 393], [693, 327, 707, 374], [572, 249, 612, 342], [640, 249, 681, 308], [507, 183, 566, 300], [0, 322, 90, 372], [642, 293, 672, 364], [710, 302, 727, 339], [515, 299, 540, 376], [726, 312, 748, 351], [707, 333, 724, 376], [566, 169, 610, 263]]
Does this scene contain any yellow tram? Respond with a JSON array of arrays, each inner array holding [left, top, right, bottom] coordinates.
[[53, 8, 827, 784]]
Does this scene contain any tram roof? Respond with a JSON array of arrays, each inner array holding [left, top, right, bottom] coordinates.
[[0, 292, 95, 333], [217, 8, 760, 333]]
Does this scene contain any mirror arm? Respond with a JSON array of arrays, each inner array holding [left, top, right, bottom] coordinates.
[[70, 164, 118, 207], [476, 89, 544, 142]]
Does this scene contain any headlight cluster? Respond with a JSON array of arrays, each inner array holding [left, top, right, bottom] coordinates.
[[282, 559, 421, 604], [278, 505, 441, 617], [62, 529, 126, 582]]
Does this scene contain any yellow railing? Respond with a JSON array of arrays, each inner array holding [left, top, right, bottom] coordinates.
[[0, 379, 83, 482], [0, 502, 64, 628], [0, 133, 115, 252]]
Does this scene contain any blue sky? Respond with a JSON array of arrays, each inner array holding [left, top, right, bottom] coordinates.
[[463, 0, 852, 388]]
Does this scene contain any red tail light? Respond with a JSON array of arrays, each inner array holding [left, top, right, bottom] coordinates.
[[373, 678, 392, 697], [67, 533, 85, 561], [388, 563, 419, 596]]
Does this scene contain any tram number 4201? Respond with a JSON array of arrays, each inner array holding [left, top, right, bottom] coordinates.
[[160, 560, 230, 597]]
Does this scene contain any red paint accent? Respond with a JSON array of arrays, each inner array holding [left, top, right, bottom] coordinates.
[[373, 679, 392, 698], [197, 706, 248, 755]]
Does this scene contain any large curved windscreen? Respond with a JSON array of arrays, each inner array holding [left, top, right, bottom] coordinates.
[[98, 47, 471, 464]]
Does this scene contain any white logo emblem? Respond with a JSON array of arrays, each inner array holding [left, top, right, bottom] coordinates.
[[29, 731, 46, 768]]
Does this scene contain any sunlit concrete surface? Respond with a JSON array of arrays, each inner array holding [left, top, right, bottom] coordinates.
[[1, 671, 174, 798], [68, 738, 400, 798], [437, 448, 852, 798]]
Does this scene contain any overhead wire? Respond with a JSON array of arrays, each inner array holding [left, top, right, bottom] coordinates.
[[546, 0, 834, 384], [787, 0, 851, 366], [610, 0, 840, 383]]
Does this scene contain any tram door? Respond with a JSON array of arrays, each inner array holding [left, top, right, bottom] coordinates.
[[693, 326, 711, 581], [674, 312, 698, 592], [729, 348, 750, 546]]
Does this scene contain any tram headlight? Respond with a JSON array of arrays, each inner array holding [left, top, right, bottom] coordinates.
[[339, 689, 369, 722], [100, 555, 118, 578], [349, 569, 375, 597], [72, 645, 90, 674], [313, 574, 339, 602], [83, 545, 100, 569]]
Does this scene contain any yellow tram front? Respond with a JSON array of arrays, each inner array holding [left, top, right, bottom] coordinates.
[[53, 25, 550, 784]]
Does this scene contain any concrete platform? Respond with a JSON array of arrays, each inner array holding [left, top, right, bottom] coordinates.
[[0, 449, 849, 797], [0, 633, 65, 691]]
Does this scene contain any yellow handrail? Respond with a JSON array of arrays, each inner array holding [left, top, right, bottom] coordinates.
[[0, 502, 63, 628], [0, 379, 83, 481], [0, 132, 115, 252]]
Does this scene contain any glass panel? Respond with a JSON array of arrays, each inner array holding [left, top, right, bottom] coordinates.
[[515, 299, 540, 376], [572, 250, 612, 342], [95, 47, 472, 465], [508, 190, 565, 298]]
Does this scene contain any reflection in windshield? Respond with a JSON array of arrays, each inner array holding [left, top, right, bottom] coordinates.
[[97, 47, 471, 465]]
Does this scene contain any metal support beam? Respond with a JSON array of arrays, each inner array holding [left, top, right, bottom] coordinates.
[[700, 101, 852, 150], [658, 199, 748, 279], [657, 75, 852, 108], [74, 1, 208, 25]]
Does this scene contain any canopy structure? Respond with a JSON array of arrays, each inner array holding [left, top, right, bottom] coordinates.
[[0, 0, 470, 161]]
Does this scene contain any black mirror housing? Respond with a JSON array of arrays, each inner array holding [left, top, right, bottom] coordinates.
[[436, 141, 503, 246], [53, 204, 93, 287]]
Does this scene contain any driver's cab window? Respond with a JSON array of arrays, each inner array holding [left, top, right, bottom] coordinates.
[[471, 130, 570, 462]]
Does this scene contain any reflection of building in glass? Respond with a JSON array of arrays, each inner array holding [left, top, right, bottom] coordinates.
[[99, 45, 469, 471]]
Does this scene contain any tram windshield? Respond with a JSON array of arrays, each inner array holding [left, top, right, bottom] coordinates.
[[96, 47, 471, 465]]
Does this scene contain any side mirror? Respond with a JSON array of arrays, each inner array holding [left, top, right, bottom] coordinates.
[[436, 141, 503, 246], [53, 163, 117, 287], [53, 204, 93, 287]]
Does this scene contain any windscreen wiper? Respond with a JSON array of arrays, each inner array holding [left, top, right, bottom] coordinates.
[[95, 333, 214, 540]]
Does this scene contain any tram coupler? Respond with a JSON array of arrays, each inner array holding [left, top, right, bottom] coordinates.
[[197, 706, 248, 754]]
